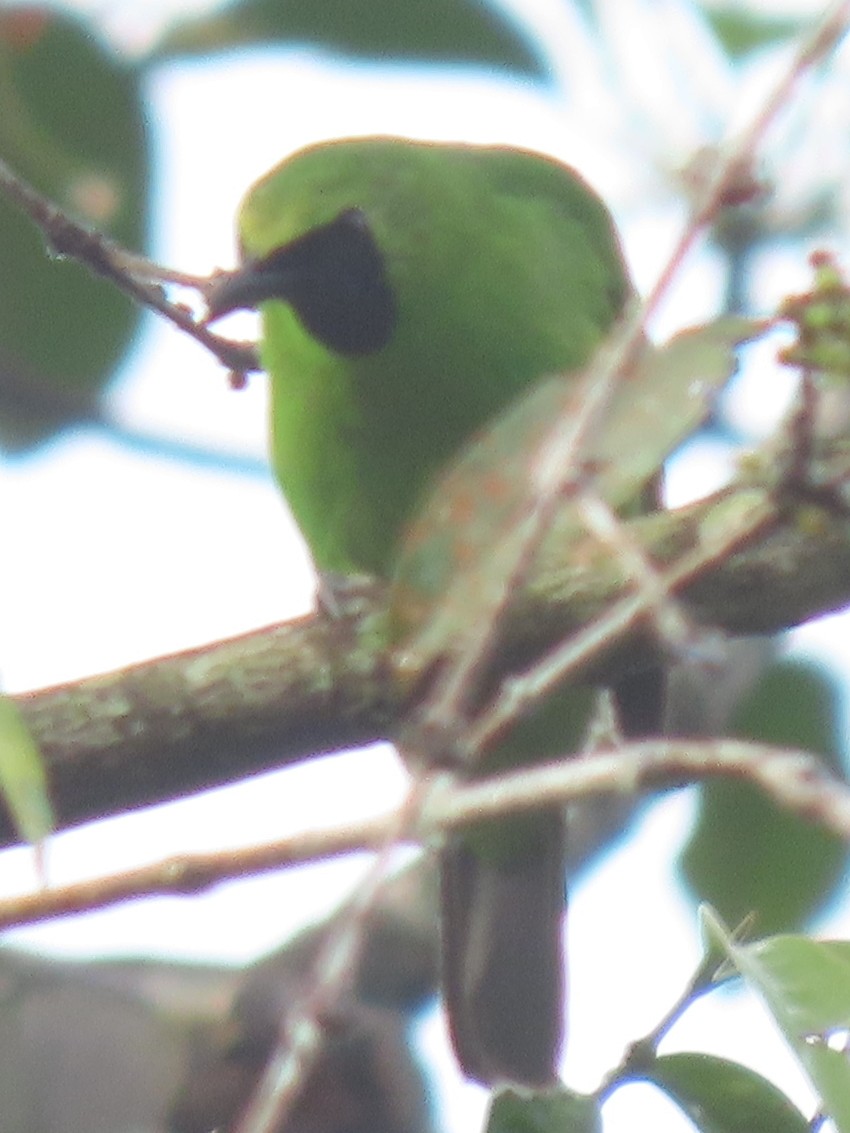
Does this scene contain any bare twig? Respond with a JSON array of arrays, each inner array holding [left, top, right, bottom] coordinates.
[[0, 157, 258, 377], [466, 461, 775, 754], [1, 737, 847, 932], [233, 773, 447, 1133], [597, 947, 732, 1101], [575, 491, 704, 655]]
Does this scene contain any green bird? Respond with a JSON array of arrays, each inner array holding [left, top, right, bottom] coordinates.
[[206, 136, 652, 1088]]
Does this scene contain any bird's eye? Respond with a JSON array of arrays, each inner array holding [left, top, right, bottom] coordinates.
[[254, 208, 397, 356]]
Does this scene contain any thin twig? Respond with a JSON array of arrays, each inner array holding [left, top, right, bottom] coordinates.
[[575, 491, 702, 654], [466, 489, 775, 754], [596, 948, 731, 1101], [414, 311, 643, 745], [233, 773, 448, 1133], [0, 157, 258, 377], [0, 737, 847, 933]]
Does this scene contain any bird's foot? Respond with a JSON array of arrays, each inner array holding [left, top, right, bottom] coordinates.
[[316, 570, 382, 620]]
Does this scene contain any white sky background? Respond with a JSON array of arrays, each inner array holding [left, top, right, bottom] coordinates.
[[1, 0, 850, 1130]]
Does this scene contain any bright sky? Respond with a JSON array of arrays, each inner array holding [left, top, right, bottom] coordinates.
[[1, 1, 849, 1130]]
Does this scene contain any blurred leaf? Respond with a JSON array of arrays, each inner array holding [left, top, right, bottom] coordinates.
[[702, 910, 850, 1133], [154, 0, 547, 79], [642, 1052, 810, 1133], [391, 317, 763, 669], [778, 252, 850, 384], [702, 6, 804, 59], [0, 949, 188, 1133], [747, 936, 850, 1034], [0, 7, 148, 449], [680, 659, 848, 934], [487, 1086, 601, 1133], [0, 692, 53, 847]]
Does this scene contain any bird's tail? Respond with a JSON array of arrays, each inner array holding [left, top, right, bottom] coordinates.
[[439, 808, 566, 1089]]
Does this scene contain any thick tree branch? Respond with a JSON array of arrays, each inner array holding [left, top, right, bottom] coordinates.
[[7, 455, 850, 850], [9, 595, 393, 844]]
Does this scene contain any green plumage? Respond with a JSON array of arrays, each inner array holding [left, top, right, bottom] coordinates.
[[209, 136, 632, 1089], [235, 137, 628, 574]]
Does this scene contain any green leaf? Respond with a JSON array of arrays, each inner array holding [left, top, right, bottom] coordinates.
[[0, 694, 53, 847], [487, 1086, 601, 1133], [703, 7, 804, 60], [153, 0, 546, 79], [581, 317, 765, 508], [642, 1052, 810, 1133], [681, 659, 848, 934], [391, 317, 764, 667], [701, 910, 850, 1133], [0, 8, 148, 449]]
